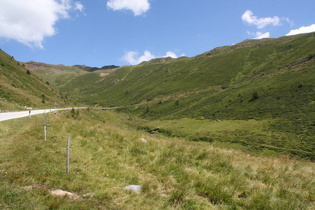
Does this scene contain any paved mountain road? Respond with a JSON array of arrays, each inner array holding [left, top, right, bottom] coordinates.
[[0, 108, 73, 122]]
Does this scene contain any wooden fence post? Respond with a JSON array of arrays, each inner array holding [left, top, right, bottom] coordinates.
[[66, 137, 70, 174]]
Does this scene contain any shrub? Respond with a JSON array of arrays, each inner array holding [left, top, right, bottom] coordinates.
[[249, 91, 259, 102], [41, 94, 46, 103], [71, 108, 80, 119]]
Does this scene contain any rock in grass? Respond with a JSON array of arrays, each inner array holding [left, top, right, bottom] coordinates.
[[50, 189, 80, 200], [124, 185, 141, 193], [139, 137, 148, 143]]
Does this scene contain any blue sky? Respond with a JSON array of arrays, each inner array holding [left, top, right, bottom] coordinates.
[[0, 0, 314, 67]]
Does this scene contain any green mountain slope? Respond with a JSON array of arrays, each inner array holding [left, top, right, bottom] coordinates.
[[62, 33, 315, 112], [59, 33, 315, 159], [25, 62, 118, 104], [0, 50, 68, 110], [24, 61, 89, 89]]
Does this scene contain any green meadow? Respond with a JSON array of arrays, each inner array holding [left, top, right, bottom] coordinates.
[[0, 109, 314, 209]]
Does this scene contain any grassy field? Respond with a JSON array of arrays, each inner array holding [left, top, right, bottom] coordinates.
[[0, 109, 314, 209], [132, 117, 315, 160]]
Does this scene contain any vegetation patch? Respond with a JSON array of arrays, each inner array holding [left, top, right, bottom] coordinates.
[[0, 110, 314, 209]]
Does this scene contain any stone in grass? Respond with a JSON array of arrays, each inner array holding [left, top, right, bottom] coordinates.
[[124, 185, 142, 193], [50, 189, 80, 200], [139, 137, 148, 143]]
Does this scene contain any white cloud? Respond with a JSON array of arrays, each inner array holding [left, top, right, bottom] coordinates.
[[241, 10, 293, 39], [107, 0, 150, 16], [163, 51, 178, 58], [163, 51, 186, 58], [0, 0, 84, 48], [74, 1, 84, 12], [122, 50, 155, 65], [286, 24, 315, 36], [122, 50, 184, 65], [241, 10, 281, 29], [121, 51, 138, 65], [254, 32, 270, 39], [247, 31, 270, 39]]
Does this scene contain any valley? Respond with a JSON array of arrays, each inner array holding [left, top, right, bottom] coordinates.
[[0, 33, 314, 209]]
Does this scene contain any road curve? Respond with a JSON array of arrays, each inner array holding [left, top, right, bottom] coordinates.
[[0, 108, 73, 122]]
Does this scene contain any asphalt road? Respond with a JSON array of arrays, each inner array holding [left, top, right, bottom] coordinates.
[[0, 108, 72, 122]]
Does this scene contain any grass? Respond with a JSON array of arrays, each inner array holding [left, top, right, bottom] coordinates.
[[131, 117, 315, 160], [0, 109, 314, 209]]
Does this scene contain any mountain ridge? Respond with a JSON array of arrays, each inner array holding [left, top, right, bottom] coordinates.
[[60, 32, 315, 108]]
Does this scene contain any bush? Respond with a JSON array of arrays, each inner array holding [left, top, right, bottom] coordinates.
[[249, 91, 259, 102], [71, 108, 80, 119], [41, 94, 45, 103]]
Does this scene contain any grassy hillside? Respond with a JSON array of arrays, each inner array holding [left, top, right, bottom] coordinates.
[[0, 109, 314, 209], [58, 33, 315, 159], [25, 61, 118, 104], [60, 33, 315, 108], [25, 61, 119, 88], [24, 61, 88, 89], [0, 50, 68, 110]]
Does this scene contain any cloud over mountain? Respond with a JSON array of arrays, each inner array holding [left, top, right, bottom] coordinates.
[[122, 50, 155, 65], [122, 50, 183, 65], [247, 31, 270, 39], [286, 24, 315, 36], [242, 10, 281, 29], [0, 0, 84, 48], [241, 10, 292, 39]]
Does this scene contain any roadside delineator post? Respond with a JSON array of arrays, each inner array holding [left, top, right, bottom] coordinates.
[[43, 112, 49, 141], [44, 125, 47, 141], [66, 137, 71, 174]]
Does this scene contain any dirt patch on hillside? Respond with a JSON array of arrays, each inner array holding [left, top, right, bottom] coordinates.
[[100, 73, 109, 77]]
